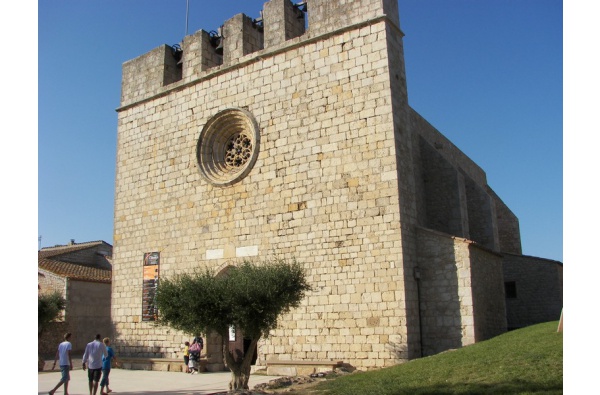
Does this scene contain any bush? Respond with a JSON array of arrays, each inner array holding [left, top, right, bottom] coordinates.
[[38, 292, 66, 336]]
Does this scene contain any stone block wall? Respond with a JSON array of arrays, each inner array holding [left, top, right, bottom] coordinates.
[[263, 0, 306, 48], [503, 254, 563, 329], [409, 109, 517, 252], [120, 45, 181, 106], [464, 176, 499, 251], [419, 139, 465, 238], [416, 228, 473, 356], [415, 228, 506, 356], [38, 277, 111, 353], [222, 14, 264, 65], [67, 280, 113, 352], [385, 13, 420, 359], [114, 0, 417, 371], [307, 0, 400, 38], [38, 322, 70, 357], [487, 187, 522, 254], [181, 30, 222, 79], [416, 140, 497, 251], [469, 245, 506, 341], [38, 270, 67, 354], [38, 269, 67, 297], [410, 109, 487, 186]]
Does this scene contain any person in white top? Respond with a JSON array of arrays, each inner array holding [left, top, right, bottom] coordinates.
[[82, 334, 108, 395], [49, 332, 73, 395]]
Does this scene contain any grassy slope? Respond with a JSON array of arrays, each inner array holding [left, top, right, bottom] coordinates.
[[312, 321, 562, 395]]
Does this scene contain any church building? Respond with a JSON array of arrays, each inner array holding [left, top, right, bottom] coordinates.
[[112, 0, 562, 372]]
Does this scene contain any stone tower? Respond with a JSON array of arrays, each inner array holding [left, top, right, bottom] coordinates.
[[113, 0, 561, 372]]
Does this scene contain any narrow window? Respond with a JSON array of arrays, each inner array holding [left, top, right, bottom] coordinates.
[[504, 281, 517, 298]]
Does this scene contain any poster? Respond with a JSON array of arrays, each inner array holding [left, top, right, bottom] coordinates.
[[142, 252, 160, 321]]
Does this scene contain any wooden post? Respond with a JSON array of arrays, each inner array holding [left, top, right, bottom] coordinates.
[[557, 309, 563, 332]]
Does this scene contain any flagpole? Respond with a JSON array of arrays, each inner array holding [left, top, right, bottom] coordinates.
[[185, 0, 190, 37]]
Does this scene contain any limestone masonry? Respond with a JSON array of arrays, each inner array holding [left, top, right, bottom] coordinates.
[[113, 0, 562, 372]]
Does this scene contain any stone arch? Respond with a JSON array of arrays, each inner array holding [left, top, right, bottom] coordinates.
[[215, 260, 237, 278]]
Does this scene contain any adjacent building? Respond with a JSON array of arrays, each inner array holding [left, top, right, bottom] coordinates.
[[38, 240, 113, 354]]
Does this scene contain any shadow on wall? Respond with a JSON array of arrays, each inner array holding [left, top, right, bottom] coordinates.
[[416, 229, 464, 357], [109, 321, 173, 358], [108, 321, 221, 367], [386, 340, 409, 362]]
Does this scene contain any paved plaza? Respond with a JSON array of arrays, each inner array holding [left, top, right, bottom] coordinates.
[[38, 367, 279, 395]]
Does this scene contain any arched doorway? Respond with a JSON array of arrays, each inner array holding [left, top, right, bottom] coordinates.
[[217, 263, 258, 367], [228, 325, 258, 365]]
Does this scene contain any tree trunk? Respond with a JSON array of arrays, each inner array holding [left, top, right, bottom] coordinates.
[[229, 368, 251, 391], [222, 336, 259, 391]]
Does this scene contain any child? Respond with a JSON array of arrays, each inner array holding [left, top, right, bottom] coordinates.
[[100, 337, 119, 395], [183, 341, 190, 373]]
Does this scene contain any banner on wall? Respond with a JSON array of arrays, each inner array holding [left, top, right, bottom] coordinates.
[[142, 252, 160, 321]]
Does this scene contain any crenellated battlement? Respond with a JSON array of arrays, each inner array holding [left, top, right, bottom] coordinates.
[[308, 0, 399, 37], [119, 0, 401, 108]]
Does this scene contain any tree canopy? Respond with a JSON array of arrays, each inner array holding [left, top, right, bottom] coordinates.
[[156, 257, 311, 338], [155, 257, 311, 390]]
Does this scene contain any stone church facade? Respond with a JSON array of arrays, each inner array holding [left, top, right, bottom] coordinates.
[[112, 0, 562, 371]]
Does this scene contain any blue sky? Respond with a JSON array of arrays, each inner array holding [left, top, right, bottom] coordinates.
[[35, 0, 563, 263]]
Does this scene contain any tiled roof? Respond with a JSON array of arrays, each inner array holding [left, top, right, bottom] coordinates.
[[39, 240, 108, 257], [38, 241, 112, 283]]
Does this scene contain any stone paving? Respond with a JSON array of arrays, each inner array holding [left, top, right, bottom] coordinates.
[[38, 367, 280, 395]]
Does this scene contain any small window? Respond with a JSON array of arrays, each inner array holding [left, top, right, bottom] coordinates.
[[504, 281, 517, 298]]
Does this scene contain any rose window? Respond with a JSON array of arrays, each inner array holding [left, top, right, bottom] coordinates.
[[196, 108, 260, 186]]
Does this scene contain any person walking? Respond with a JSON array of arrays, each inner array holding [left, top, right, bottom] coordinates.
[[99, 337, 119, 395], [82, 334, 108, 395], [49, 332, 73, 395], [188, 336, 203, 374]]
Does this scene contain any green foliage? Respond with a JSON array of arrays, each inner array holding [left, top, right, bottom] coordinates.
[[155, 257, 311, 339], [313, 321, 563, 395], [38, 292, 66, 335]]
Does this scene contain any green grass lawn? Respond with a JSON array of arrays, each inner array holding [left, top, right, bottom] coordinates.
[[309, 321, 562, 395]]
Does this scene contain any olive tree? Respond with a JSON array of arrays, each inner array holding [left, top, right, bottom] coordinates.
[[155, 257, 311, 391], [38, 291, 67, 371], [38, 291, 66, 337]]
